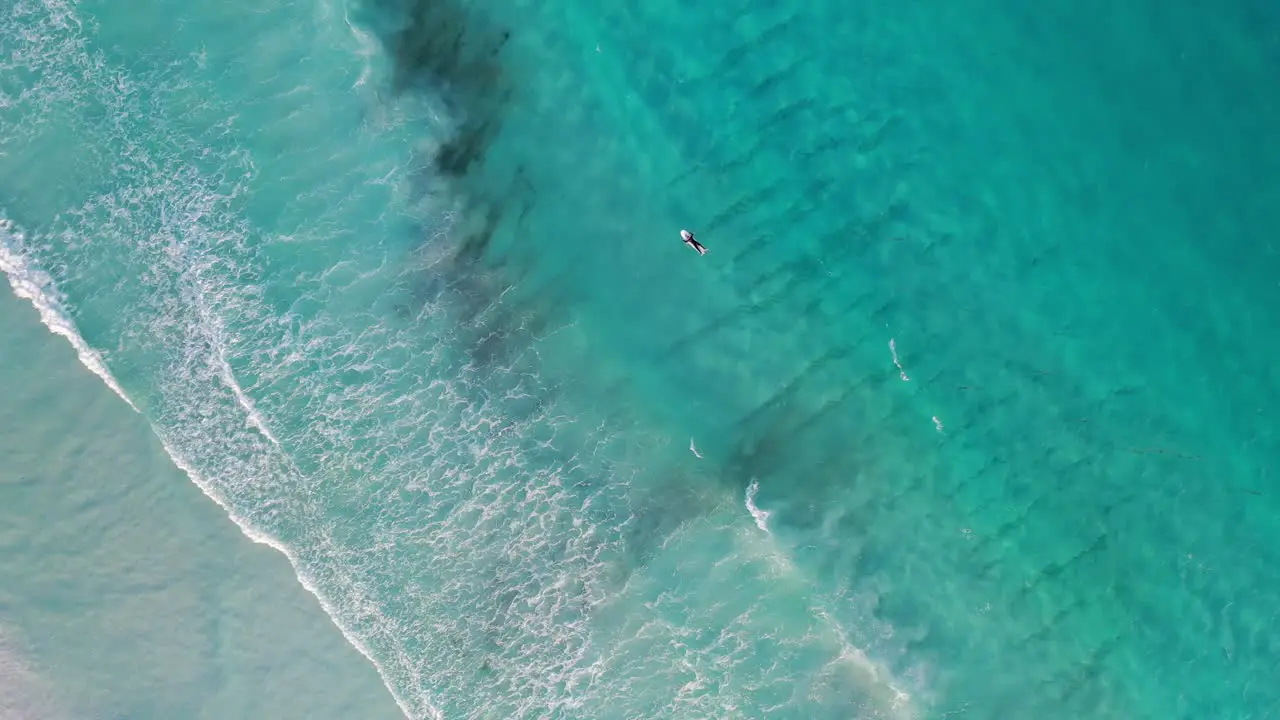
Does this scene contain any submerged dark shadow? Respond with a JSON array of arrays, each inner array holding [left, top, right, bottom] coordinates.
[[363, 0, 558, 372], [384, 0, 514, 190], [379, 0, 510, 102]]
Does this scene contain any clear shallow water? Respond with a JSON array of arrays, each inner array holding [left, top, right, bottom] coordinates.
[[2, 0, 1279, 718]]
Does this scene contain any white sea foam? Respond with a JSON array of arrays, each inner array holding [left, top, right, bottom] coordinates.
[[745, 478, 771, 532], [342, 7, 379, 89], [727, 513, 922, 718], [810, 589, 922, 719], [156, 438, 430, 720], [0, 213, 425, 718], [889, 338, 909, 381], [0, 219, 139, 413], [188, 282, 283, 447]]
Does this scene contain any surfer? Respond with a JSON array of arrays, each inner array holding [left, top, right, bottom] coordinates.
[[681, 229, 707, 255]]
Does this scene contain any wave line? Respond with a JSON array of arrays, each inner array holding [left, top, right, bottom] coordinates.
[[0, 218, 139, 412]]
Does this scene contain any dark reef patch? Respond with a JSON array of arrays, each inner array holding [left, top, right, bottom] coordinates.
[[377, 0, 510, 104], [365, 0, 528, 208], [359, 0, 557, 371]]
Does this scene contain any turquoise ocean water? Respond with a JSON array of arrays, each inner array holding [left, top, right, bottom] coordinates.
[[2, 0, 1279, 717]]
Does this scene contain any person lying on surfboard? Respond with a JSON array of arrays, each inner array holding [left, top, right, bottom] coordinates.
[[681, 229, 707, 255]]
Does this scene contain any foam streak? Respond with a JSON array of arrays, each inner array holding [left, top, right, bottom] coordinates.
[[0, 219, 139, 412], [745, 479, 771, 532]]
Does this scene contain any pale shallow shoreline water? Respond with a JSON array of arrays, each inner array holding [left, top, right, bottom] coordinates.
[[0, 290, 402, 720]]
